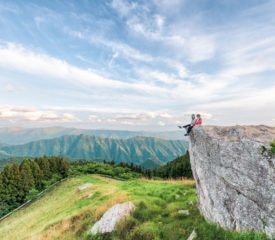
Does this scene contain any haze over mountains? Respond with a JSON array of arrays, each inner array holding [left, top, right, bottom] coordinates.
[[0, 127, 188, 169], [0, 127, 185, 145]]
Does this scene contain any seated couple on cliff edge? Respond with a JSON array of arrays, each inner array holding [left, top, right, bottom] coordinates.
[[178, 114, 202, 136]]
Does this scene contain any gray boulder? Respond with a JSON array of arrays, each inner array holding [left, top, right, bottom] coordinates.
[[189, 125, 275, 238], [91, 202, 135, 235], [76, 183, 93, 192], [187, 230, 197, 240]]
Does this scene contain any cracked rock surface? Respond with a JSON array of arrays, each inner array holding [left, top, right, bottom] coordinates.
[[189, 126, 275, 238]]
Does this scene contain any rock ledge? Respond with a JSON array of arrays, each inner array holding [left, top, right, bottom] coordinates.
[[189, 125, 275, 238]]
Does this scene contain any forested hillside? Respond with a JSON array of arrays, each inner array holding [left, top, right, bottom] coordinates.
[[150, 152, 192, 179], [0, 135, 188, 168], [0, 157, 69, 217]]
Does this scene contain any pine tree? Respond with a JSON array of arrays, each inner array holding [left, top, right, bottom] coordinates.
[[29, 161, 43, 190], [20, 160, 35, 197], [48, 157, 58, 174], [56, 157, 69, 177], [35, 157, 51, 180], [1, 164, 23, 208], [0, 173, 7, 216]]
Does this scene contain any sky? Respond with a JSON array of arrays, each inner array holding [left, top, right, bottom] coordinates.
[[0, 0, 274, 130]]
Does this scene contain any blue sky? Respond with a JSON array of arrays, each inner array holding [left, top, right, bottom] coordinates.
[[0, 0, 274, 130]]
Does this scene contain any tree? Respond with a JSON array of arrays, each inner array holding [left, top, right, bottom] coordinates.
[[150, 152, 192, 179], [48, 157, 58, 174], [1, 164, 23, 208], [20, 160, 35, 197], [29, 161, 43, 190], [35, 156, 51, 179], [56, 157, 69, 177], [0, 157, 69, 217]]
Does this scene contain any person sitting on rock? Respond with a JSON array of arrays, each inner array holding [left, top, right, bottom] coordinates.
[[178, 114, 196, 130], [194, 114, 202, 126], [180, 114, 202, 136]]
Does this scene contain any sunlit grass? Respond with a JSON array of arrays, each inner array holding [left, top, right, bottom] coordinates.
[[0, 175, 269, 240]]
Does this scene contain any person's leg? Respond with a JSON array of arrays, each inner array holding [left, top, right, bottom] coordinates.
[[185, 126, 193, 136], [187, 126, 193, 134], [182, 124, 191, 128]]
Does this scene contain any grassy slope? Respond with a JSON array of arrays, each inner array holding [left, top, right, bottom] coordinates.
[[0, 175, 268, 240]]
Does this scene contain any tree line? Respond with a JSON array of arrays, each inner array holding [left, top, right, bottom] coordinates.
[[69, 160, 143, 180], [148, 151, 192, 179], [98, 152, 193, 179], [0, 156, 69, 217], [98, 152, 192, 179]]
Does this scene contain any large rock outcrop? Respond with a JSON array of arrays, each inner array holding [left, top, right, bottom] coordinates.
[[189, 126, 275, 238]]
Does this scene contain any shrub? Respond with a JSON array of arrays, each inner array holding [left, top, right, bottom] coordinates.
[[115, 217, 138, 239], [130, 223, 159, 240], [131, 230, 155, 240], [26, 188, 40, 201], [132, 201, 153, 222]]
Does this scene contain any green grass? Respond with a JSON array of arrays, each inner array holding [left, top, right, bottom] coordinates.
[[0, 175, 269, 240], [271, 140, 275, 154]]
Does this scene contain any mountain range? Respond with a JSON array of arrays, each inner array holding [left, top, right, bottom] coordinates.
[[0, 134, 188, 169], [0, 127, 186, 145]]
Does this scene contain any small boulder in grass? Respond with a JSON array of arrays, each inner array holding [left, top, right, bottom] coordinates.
[[187, 230, 197, 240], [178, 209, 189, 215], [91, 202, 135, 235], [76, 183, 93, 192]]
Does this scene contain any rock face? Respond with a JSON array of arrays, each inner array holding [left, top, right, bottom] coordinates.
[[189, 125, 275, 238], [91, 202, 135, 235]]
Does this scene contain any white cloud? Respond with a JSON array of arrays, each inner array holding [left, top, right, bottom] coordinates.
[[136, 68, 181, 85], [221, 37, 275, 78], [111, 0, 137, 17], [65, 27, 189, 79], [88, 111, 174, 126], [111, 1, 216, 63], [91, 37, 154, 63], [62, 113, 80, 122], [0, 42, 168, 95], [0, 106, 80, 122], [153, 0, 183, 10], [197, 86, 275, 111], [0, 42, 121, 88], [1, 2, 275, 128], [186, 35, 216, 62]]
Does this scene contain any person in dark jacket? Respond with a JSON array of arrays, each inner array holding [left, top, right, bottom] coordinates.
[[178, 114, 196, 129]]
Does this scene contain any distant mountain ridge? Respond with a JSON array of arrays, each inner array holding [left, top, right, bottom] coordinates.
[[0, 127, 185, 145], [0, 134, 188, 168]]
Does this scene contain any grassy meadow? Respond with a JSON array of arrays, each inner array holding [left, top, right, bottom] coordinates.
[[0, 175, 269, 240]]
